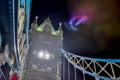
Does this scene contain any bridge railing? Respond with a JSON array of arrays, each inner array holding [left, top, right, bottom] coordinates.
[[61, 48, 120, 80]]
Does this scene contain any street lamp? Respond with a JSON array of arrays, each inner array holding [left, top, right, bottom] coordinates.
[[35, 16, 38, 27], [35, 16, 38, 20]]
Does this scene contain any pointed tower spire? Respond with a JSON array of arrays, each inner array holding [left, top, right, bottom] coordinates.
[[35, 17, 63, 36], [31, 16, 38, 31]]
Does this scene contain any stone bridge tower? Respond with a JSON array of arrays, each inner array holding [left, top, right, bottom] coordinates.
[[26, 17, 63, 80]]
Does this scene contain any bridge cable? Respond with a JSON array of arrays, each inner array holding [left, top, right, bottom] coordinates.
[[83, 72, 86, 80], [68, 60, 70, 80], [63, 54, 65, 80], [93, 61, 98, 80], [74, 66, 77, 80], [82, 59, 86, 80], [0, 68, 6, 80]]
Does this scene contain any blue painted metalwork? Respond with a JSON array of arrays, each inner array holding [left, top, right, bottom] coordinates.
[[12, 0, 20, 68], [6, 0, 19, 68], [25, 0, 32, 49], [6, 0, 32, 69], [20, 0, 24, 7], [7, 0, 14, 68], [61, 48, 120, 80], [61, 49, 120, 62], [0, 0, 32, 70]]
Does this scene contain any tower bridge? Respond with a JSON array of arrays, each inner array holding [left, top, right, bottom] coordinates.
[[24, 17, 120, 80], [0, 0, 120, 80]]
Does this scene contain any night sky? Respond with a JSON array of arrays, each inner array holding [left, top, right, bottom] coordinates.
[[31, 0, 120, 58], [30, 0, 120, 79], [30, 0, 69, 25]]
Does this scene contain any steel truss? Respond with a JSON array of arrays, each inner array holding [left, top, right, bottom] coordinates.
[[61, 49, 120, 80]]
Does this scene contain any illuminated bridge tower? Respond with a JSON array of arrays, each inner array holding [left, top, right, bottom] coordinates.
[[0, 0, 32, 79], [24, 17, 63, 80]]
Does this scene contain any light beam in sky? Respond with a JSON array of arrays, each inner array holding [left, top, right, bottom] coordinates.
[[75, 15, 87, 25], [68, 15, 88, 31], [69, 18, 74, 24]]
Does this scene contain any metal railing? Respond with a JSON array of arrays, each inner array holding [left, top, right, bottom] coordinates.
[[62, 48, 120, 80]]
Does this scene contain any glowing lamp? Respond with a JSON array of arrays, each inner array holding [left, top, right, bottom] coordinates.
[[38, 51, 44, 58], [45, 53, 50, 59]]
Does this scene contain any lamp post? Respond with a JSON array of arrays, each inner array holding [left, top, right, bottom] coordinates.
[[35, 16, 38, 28]]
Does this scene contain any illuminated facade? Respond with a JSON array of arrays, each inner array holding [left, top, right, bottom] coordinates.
[[24, 17, 63, 80], [0, 0, 32, 79]]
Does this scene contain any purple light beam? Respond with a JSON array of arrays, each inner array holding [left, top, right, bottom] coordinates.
[[69, 19, 74, 24], [75, 16, 87, 25]]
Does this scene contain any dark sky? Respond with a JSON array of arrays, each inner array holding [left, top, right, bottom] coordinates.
[[30, 0, 120, 79], [30, 0, 69, 24]]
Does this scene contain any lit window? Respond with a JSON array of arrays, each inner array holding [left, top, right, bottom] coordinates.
[[38, 50, 51, 60], [38, 51, 44, 58], [45, 53, 50, 59]]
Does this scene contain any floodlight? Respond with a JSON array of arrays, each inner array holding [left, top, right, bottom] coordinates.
[[38, 51, 44, 58], [45, 53, 50, 59]]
